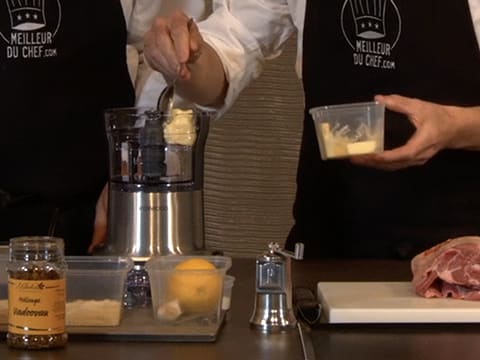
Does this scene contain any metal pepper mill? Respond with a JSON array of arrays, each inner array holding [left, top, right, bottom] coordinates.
[[249, 242, 304, 332]]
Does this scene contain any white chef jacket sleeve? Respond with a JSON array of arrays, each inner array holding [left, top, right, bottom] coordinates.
[[124, 0, 208, 108], [198, 0, 297, 114], [469, 0, 480, 51]]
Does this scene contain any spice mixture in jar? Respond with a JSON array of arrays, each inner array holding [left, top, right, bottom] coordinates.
[[7, 236, 68, 349]]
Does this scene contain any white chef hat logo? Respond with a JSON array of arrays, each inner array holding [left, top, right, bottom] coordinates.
[[6, 0, 46, 31], [348, 0, 387, 39]]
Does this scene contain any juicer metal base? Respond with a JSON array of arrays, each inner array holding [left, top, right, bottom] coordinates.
[[106, 189, 204, 261]]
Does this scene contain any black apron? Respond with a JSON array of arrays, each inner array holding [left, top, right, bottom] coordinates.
[[0, 0, 135, 254], [286, 0, 480, 259]]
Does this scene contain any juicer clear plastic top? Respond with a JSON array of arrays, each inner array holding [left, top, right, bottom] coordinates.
[[104, 107, 213, 192]]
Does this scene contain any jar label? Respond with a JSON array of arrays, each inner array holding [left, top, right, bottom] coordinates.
[[8, 279, 66, 335]]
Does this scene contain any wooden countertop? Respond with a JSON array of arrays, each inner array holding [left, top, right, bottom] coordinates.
[[2, 257, 480, 360], [293, 259, 480, 360]]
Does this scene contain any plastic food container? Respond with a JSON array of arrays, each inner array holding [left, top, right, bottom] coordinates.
[[222, 275, 235, 311], [146, 255, 232, 326], [65, 256, 133, 327], [309, 101, 385, 160], [0, 253, 7, 325]]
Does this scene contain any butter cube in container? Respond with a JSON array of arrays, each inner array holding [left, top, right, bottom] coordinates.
[[309, 101, 385, 160], [65, 256, 133, 327], [0, 252, 7, 325], [146, 255, 232, 326]]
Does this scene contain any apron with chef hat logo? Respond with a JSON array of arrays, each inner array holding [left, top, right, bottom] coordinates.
[[287, 0, 480, 259], [0, 0, 135, 254]]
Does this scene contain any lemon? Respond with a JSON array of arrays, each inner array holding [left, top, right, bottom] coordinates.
[[168, 258, 222, 313]]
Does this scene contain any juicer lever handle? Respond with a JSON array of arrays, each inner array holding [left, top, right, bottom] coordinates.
[[269, 242, 304, 260]]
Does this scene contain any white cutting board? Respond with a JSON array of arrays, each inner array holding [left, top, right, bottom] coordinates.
[[317, 282, 480, 323]]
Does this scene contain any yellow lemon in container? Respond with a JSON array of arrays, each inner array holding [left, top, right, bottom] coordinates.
[[168, 258, 222, 313]]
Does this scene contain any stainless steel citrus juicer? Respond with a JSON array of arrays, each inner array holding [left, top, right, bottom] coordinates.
[[102, 104, 214, 262]]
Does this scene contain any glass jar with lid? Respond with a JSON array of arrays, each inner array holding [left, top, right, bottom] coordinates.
[[7, 236, 68, 349]]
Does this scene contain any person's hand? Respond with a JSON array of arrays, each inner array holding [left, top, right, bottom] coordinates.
[[351, 94, 461, 171], [88, 183, 108, 254], [144, 10, 203, 83]]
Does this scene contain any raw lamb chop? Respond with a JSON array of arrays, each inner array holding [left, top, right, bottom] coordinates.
[[411, 236, 480, 300]]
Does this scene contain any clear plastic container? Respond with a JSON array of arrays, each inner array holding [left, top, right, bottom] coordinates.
[[64, 256, 133, 327], [146, 255, 232, 326], [309, 101, 385, 160], [222, 275, 235, 311]]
